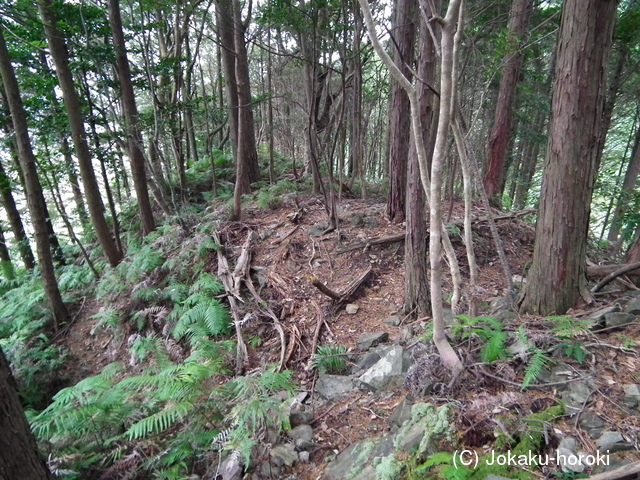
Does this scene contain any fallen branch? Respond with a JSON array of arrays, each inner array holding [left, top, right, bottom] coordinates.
[[584, 461, 640, 480], [306, 302, 326, 371], [591, 261, 640, 292], [310, 266, 373, 308], [335, 209, 535, 254], [587, 263, 640, 278]]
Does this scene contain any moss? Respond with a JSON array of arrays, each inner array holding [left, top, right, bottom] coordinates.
[[346, 440, 377, 480], [374, 454, 404, 480]]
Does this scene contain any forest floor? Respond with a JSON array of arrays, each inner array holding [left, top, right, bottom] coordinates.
[[55, 193, 640, 480]]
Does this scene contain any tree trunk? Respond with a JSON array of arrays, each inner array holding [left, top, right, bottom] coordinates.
[[0, 23, 69, 326], [0, 347, 54, 480], [386, 0, 417, 223], [483, 0, 533, 206], [108, 0, 156, 235], [0, 223, 15, 280], [38, 0, 122, 267], [0, 157, 36, 270], [404, 0, 439, 317], [608, 119, 640, 243], [60, 136, 89, 228], [519, 0, 619, 315]]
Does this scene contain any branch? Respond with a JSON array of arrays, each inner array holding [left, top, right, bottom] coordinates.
[[591, 262, 640, 293], [583, 461, 640, 480]]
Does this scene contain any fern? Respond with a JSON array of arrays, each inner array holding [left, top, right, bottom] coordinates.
[[311, 345, 349, 374], [125, 401, 192, 440], [522, 349, 551, 389]]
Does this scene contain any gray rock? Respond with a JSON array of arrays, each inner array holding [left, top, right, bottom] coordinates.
[[401, 325, 415, 342], [309, 224, 328, 237], [290, 409, 314, 426], [372, 433, 395, 458], [359, 346, 405, 390], [397, 423, 426, 452], [220, 453, 243, 480], [588, 305, 620, 323], [299, 451, 310, 463], [357, 332, 389, 351], [624, 296, 640, 315], [495, 310, 519, 322], [558, 436, 578, 451], [604, 312, 636, 329], [556, 447, 586, 473], [288, 424, 313, 444], [578, 411, 605, 431], [351, 213, 365, 227], [346, 304, 360, 315], [544, 363, 575, 385], [623, 384, 640, 399], [568, 381, 593, 404], [622, 396, 639, 409], [592, 457, 631, 475], [351, 465, 376, 480], [316, 375, 356, 401], [596, 431, 634, 453], [255, 460, 280, 479], [322, 440, 376, 480], [506, 338, 529, 357], [389, 396, 414, 428], [270, 444, 298, 467], [383, 315, 401, 327], [351, 351, 381, 374], [364, 217, 379, 229]]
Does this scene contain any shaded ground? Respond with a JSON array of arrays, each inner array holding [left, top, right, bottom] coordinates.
[[56, 194, 640, 479]]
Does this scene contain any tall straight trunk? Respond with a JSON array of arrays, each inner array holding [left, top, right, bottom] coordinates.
[[108, 0, 155, 235], [216, 0, 239, 162], [519, 0, 619, 315], [39, 0, 122, 267], [0, 223, 15, 280], [484, 0, 533, 206], [60, 136, 89, 228], [404, 0, 439, 317], [232, 0, 260, 194], [0, 157, 35, 269], [0, 24, 69, 326], [608, 120, 640, 242], [386, 0, 417, 223]]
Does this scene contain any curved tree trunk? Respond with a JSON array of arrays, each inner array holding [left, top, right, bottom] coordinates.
[[519, 0, 619, 315]]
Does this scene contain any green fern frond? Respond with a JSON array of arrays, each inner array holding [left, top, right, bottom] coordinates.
[[522, 350, 551, 389], [481, 329, 507, 363], [190, 273, 224, 296], [125, 401, 192, 440], [421, 451, 454, 468]]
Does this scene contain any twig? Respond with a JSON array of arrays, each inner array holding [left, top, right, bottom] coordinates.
[[311, 277, 342, 301], [271, 225, 299, 245], [475, 365, 591, 389], [306, 302, 326, 371]]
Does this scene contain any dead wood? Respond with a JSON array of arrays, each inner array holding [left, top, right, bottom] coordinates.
[[306, 302, 326, 371], [591, 261, 640, 292], [214, 231, 248, 375], [311, 266, 373, 307], [583, 461, 640, 480], [335, 208, 535, 254]]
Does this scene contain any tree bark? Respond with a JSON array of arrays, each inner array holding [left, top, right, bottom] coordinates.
[[38, 0, 123, 267], [0, 157, 35, 270], [519, 0, 619, 315], [483, 0, 533, 206], [0, 346, 54, 480], [404, 0, 439, 317], [108, 0, 156, 235], [0, 23, 69, 326], [386, 0, 417, 223], [0, 222, 15, 280]]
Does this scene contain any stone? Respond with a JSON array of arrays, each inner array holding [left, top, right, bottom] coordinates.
[[623, 384, 640, 399], [270, 444, 298, 467], [587, 305, 619, 323], [316, 375, 355, 401], [604, 312, 636, 330], [592, 457, 631, 475], [578, 411, 605, 431], [290, 409, 314, 427], [556, 447, 586, 473], [299, 451, 310, 463], [495, 310, 518, 322], [596, 431, 634, 453], [397, 423, 426, 452], [288, 424, 313, 445], [350, 213, 365, 227], [359, 346, 405, 390], [568, 381, 593, 404], [220, 453, 243, 480], [351, 351, 381, 375], [322, 440, 376, 480], [622, 396, 639, 409], [309, 224, 328, 237], [346, 304, 360, 315], [401, 325, 415, 342], [357, 332, 389, 351], [389, 396, 415, 428], [383, 315, 401, 327], [624, 296, 640, 315], [544, 363, 576, 384], [558, 436, 578, 451]]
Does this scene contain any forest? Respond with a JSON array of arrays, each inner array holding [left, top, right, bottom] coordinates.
[[1, 0, 640, 479]]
